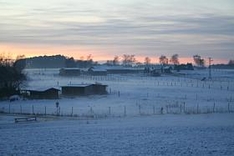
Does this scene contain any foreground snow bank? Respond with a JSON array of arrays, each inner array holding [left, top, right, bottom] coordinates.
[[0, 113, 234, 156]]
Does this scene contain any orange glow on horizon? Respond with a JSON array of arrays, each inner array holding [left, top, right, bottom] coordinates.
[[0, 44, 229, 65]]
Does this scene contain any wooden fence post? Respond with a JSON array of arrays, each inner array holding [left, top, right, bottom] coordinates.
[[32, 105, 34, 115], [139, 105, 141, 115], [213, 103, 216, 113], [44, 106, 47, 115], [184, 102, 186, 113], [124, 106, 126, 117], [109, 107, 111, 116], [8, 104, 10, 114]]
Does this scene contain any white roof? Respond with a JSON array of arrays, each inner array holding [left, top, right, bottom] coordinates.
[[62, 84, 92, 87], [23, 87, 60, 92]]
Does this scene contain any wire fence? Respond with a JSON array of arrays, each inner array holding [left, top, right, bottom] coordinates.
[[1, 102, 233, 119]]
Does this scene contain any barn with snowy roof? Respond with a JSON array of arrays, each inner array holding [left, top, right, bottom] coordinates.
[[59, 68, 81, 76], [22, 87, 60, 99], [88, 67, 107, 76], [61, 83, 108, 96]]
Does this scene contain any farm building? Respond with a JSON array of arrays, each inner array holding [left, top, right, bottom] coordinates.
[[61, 83, 108, 96], [144, 67, 161, 77], [174, 63, 194, 71], [22, 87, 60, 99], [59, 68, 81, 76], [107, 68, 144, 74], [163, 66, 173, 73], [88, 67, 107, 76]]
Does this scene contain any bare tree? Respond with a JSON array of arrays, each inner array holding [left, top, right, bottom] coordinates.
[[87, 54, 92, 61], [129, 55, 136, 65], [144, 57, 151, 66], [228, 60, 234, 65], [14, 55, 26, 72], [113, 56, 119, 65], [16, 55, 25, 60], [159, 55, 168, 65], [193, 55, 205, 67], [170, 54, 179, 65], [122, 54, 128, 66], [122, 54, 136, 66], [0, 53, 13, 66], [0, 54, 25, 98]]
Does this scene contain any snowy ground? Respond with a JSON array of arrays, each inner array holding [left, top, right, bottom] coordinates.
[[0, 68, 234, 155], [0, 68, 234, 116], [0, 114, 234, 156]]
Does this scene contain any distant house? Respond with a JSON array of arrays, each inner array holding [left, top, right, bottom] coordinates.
[[144, 67, 161, 77], [22, 87, 60, 99], [88, 67, 107, 76], [163, 66, 172, 74], [59, 68, 81, 76], [107, 68, 144, 74], [61, 83, 108, 96], [61, 84, 92, 96], [174, 63, 194, 71]]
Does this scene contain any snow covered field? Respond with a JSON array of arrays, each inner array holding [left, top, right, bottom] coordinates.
[[0, 114, 234, 156], [0, 68, 234, 155], [0, 68, 234, 116]]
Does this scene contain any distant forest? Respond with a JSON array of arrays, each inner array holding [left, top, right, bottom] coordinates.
[[15, 55, 98, 69]]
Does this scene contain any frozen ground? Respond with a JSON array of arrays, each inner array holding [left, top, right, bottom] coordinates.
[[0, 68, 234, 116], [0, 68, 234, 155], [0, 113, 234, 156]]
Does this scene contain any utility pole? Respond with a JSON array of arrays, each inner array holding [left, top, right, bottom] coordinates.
[[208, 57, 213, 79]]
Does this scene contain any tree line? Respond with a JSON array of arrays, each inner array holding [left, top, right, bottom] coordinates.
[[0, 54, 25, 98], [105, 54, 207, 67], [14, 54, 98, 69], [10, 53, 234, 69]]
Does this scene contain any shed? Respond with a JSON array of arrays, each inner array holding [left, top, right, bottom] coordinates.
[[59, 68, 81, 76], [144, 67, 161, 77], [88, 67, 107, 76], [174, 63, 194, 71], [61, 84, 92, 96], [107, 68, 144, 74], [61, 83, 108, 96], [23, 87, 60, 99], [163, 66, 172, 73]]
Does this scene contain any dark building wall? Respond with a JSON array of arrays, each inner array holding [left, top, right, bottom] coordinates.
[[92, 84, 107, 94], [46, 89, 59, 99], [89, 71, 107, 76], [107, 69, 143, 74], [61, 84, 107, 96], [174, 63, 194, 71], [84, 85, 94, 95], [59, 68, 81, 76], [30, 89, 59, 99], [62, 86, 86, 96]]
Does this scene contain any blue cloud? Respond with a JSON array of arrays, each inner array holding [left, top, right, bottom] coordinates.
[[0, 0, 234, 60]]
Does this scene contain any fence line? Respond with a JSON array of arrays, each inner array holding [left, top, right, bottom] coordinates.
[[1, 103, 233, 119]]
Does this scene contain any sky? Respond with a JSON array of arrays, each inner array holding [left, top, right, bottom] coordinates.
[[0, 0, 234, 64]]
